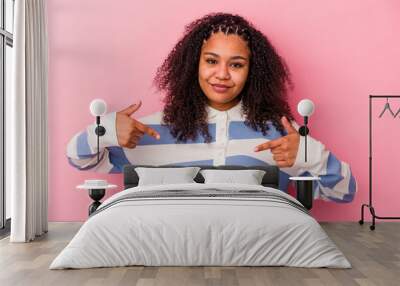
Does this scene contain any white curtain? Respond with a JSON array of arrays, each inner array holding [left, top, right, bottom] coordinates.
[[9, 0, 48, 242]]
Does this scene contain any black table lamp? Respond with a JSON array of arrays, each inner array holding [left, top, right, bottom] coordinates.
[[89, 99, 107, 163], [290, 99, 320, 210], [297, 99, 315, 162], [80, 99, 109, 216]]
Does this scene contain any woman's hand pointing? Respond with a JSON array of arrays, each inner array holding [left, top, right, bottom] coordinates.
[[254, 116, 300, 168], [116, 101, 160, 149]]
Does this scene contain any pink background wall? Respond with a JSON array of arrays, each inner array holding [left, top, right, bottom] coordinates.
[[47, 0, 400, 222]]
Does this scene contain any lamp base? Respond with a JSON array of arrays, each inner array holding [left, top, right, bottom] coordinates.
[[95, 125, 106, 136], [299, 126, 309, 136]]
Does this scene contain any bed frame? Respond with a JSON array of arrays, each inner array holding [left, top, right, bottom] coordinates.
[[123, 164, 314, 210], [123, 164, 280, 189]]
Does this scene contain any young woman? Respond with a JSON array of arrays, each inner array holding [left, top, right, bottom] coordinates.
[[67, 13, 356, 202]]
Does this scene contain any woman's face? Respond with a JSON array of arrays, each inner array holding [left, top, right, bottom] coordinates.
[[198, 31, 250, 111]]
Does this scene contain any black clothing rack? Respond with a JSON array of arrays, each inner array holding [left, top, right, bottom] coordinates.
[[359, 95, 400, 230]]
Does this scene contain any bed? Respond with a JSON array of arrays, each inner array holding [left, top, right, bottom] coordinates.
[[50, 165, 351, 269]]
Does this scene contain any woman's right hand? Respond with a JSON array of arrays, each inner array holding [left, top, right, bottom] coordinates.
[[116, 101, 160, 149]]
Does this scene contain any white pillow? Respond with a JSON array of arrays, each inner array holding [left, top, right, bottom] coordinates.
[[200, 169, 266, 185], [135, 167, 201, 186]]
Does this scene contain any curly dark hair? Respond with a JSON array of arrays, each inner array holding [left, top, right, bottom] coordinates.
[[154, 12, 294, 143]]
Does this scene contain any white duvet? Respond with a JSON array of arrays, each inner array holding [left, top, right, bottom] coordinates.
[[50, 183, 351, 269]]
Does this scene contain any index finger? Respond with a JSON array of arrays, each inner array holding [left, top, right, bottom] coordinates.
[[254, 138, 283, 152], [133, 120, 160, 140]]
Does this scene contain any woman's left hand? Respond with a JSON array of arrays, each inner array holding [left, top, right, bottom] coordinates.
[[254, 116, 300, 168]]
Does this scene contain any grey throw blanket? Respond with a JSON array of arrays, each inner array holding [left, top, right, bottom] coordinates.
[[90, 189, 309, 218]]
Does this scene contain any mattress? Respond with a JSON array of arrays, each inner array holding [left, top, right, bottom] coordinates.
[[50, 183, 351, 269]]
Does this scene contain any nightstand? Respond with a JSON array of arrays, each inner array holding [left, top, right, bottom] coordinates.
[[289, 176, 320, 210], [77, 180, 117, 216]]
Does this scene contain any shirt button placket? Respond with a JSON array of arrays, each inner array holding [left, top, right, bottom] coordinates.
[[218, 112, 228, 164]]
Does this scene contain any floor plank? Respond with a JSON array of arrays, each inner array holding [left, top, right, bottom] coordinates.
[[0, 222, 399, 286]]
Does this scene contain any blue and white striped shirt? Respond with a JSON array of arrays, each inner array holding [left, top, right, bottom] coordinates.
[[67, 102, 357, 203]]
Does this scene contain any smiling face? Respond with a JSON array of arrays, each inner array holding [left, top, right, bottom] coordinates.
[[198, 32, 251, 111]]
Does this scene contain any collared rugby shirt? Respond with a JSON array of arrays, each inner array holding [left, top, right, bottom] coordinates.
[[67, 102, 357, 203]]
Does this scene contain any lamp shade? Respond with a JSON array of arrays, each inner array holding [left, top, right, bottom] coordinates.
[[90, 99, 107, 116], [297, 99, 315, 117]]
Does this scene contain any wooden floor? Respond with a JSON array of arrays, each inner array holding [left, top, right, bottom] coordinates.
[[0, 222, 399, 286]]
